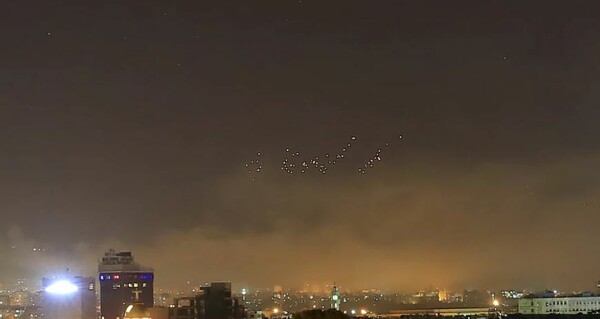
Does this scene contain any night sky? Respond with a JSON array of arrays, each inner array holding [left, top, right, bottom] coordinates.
[[2, 0, 600, 291]]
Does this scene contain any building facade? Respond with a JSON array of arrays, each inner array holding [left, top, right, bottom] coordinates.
[[518, 294, 600, 314], [98, 249, 154, 319], [171, 282, 245, 319], [42, 276, 96, 319]]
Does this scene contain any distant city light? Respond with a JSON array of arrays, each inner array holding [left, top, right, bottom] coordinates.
[[351, 309, 356, 315], [273, 308, 279, 314], [45, 280, 78, 295], [492, 299, 500, 307]]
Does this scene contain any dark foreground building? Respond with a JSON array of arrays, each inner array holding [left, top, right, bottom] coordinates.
[[98, 249, 154, 319], [171, 282, 245, 319], [42, 276, 96, 319]]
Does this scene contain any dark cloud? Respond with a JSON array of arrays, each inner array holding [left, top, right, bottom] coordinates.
[[1, 0, 600, 291]]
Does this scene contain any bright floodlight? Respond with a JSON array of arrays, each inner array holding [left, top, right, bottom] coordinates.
[[45, 280, 78, 294]]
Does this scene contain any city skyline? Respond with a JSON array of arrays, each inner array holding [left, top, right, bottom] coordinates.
[[2, 242, 600, 293], [1, 0, 600, 292]]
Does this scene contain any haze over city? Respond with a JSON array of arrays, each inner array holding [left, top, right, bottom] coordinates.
[[1, 0, 600, 293]]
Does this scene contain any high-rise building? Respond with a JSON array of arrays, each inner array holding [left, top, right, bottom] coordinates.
[[98, 249, 154, 319], [42, 276, 96, 319], [171, 282, 245, 319], [202, 282, 234, 319]]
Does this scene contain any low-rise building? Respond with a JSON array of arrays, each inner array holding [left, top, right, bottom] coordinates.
[[518, 293, 600, 314]]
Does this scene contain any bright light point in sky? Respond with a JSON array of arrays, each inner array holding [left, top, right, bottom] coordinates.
[[45, 280, 78, 294]]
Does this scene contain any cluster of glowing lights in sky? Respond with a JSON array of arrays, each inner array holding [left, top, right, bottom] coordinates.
[[244, 135, 403, 181]]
